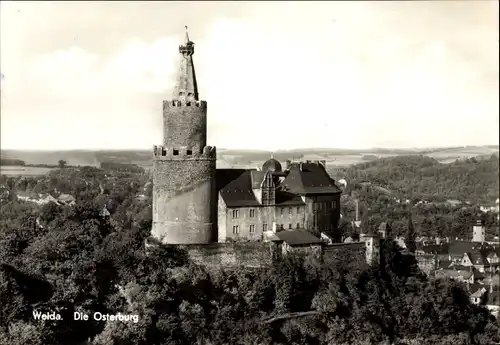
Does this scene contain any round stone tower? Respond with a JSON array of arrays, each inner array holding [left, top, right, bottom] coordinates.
[[151, 27, 216, 244]]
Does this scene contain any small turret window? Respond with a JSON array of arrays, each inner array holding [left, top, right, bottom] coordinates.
[[186, 150, 192, 155], [187, 92, 193, 97], [173, 149, 179, 155]]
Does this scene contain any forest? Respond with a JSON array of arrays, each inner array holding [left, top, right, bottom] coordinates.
[[0, 160, 499, 344], [332, 154, 499, 205], [332, 154, 499, 239]]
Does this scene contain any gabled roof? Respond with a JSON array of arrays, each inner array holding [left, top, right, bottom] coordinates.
[[448, 241, 478, 255], [469, 283, 486, 297], [217, 169, 306, 208], [465, 251, 489, 266], [217, 170, 260, 207], [280, 162, 341, 195], [487, 251, 499, 258], [274, 230, 323, 246]]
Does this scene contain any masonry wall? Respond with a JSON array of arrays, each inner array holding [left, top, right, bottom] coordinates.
[[322, 242, 367, 267], [223, 205, 274, 242], [152, 151, 216, 244], [163, 101, 207, 151], [217, 193, 227, 242], [304, 194, 341, 238], [273, 205, 307, 231], [181, 242, 275, 269]]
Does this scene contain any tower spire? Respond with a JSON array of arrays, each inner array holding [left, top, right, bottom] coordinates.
[[173, 26, 198, 102], [184, 25, 190, 44]]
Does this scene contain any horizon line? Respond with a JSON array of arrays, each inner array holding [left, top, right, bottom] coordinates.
[[1, 144, 499, 152]]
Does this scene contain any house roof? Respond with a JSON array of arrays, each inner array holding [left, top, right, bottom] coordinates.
[[274, 230, 323, 246], [470, 289, 485, 298], [465, 251, 489, 266], [216, 169, 307, 208], [280, 162, 341, 195], [418, 241, 493, 256], [437, 260, 453, 269], [217, 169, 259, 207], [58, 194, 75, 202]]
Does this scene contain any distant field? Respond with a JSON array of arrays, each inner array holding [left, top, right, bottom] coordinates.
[[1, 146, 498, 171], [0, 165, 56, 176]]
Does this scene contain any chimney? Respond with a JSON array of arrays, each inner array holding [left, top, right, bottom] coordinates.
[[306, 160, 311, 164], [299, 163, 303, 171], [313, 160, 320, 165]]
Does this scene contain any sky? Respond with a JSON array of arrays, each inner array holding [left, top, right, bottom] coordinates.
[[1, 1, 498, 151]]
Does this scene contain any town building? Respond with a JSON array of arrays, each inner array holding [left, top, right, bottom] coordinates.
[[416, 219, 500, 316]]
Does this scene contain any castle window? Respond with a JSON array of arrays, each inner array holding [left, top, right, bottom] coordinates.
[[173, 149, 179, 155], [187, 92, 193, 97], [280, 224, 284, 230], [288, 207, 292, 215], [232, 209, 239, 219], [249, 209, 255, 218], [288, 224, 292, 229], [232, 225, 239, 234], [280, 208, 284, 216], [262, 223, 268, 231], [186, 102, 191, 106], [249, 224, 255, 233], [297, 223, 300, 229], [186, 149, 192, 155]]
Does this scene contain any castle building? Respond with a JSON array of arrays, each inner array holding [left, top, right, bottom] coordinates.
[[152, 30, 342, 245]]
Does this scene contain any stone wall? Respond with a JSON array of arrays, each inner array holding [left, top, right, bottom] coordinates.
[[182, 242, 276, 269], [304, 194, 341, 238], [163, 101, 207, 151], [182, 241, 370, 271], [322, 242, 367, 267], [152, 156, 216, 244]]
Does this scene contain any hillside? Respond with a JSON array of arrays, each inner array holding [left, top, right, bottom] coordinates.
[[331, 154, 499, 205], [1, 145, 498, 169]]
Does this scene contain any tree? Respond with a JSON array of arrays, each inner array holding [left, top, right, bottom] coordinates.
[[58, 160, 67, 169], [405, 208, 417, 254]]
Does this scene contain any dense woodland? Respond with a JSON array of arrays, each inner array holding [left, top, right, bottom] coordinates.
[[332, 154, 499, 205], [0, 157, 499, 344], [332, 155, 499, 239]]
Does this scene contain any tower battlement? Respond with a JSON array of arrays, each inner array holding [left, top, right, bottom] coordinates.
[[163, 100, 207, 109], [153, 145, 216, 160]]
